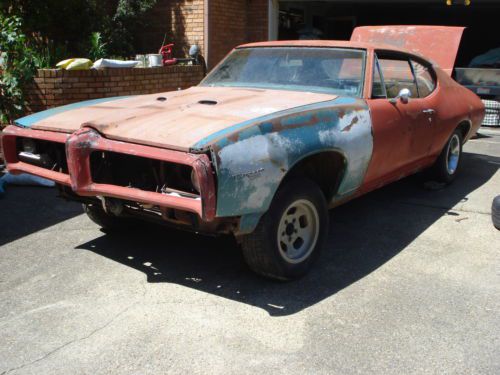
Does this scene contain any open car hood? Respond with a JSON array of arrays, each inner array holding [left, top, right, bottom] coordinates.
[[18, 87, 337, 151], [351, 25, 465, 75]]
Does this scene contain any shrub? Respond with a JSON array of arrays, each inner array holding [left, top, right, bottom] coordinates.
[[1, 0, 159, 60], [105, 0, 158, 57], [0, 15, 37, 124], [89, 32, 107, 61]]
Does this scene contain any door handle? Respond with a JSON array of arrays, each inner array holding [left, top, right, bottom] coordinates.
[[422, 109, 436, 115]]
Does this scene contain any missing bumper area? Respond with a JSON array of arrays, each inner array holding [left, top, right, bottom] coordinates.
[[89, 151, 199, 198], [3, 126, 216, 223], [16, 137, 68, 173]]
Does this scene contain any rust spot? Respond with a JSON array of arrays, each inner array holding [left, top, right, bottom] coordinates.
[[337, 105, 363, 119], [341, 116, 358, 132], [227, 132, 240, 144], [270, 112, 322, 132], [269, 158, 282, 168]]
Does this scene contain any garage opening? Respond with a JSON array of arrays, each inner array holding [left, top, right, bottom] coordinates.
[[275, 0, 500, 125], [277, 1, 499, 68]]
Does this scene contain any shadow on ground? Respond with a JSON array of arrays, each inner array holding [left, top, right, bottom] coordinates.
[[1, 151, 496, 315], [0, 185, 81, 246], [73, 151, 499, 316]]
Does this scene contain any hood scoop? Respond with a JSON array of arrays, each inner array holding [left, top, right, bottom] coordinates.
[[198, 100, 218, 106]]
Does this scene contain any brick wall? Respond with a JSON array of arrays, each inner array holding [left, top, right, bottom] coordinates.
[[139, 0, 205, 58], [208, 0, 269, 69], [24, 65, 205, 114], [208, 0, 248, 69], [247, 0, 269, 43], [140, 0, 270, 70]]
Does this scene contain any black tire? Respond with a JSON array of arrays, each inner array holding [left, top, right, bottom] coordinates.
[[429, 129, 463, 184], [492, 195, 500, 230], [83, 203, 130, 231], [240, 179, 329, 281]]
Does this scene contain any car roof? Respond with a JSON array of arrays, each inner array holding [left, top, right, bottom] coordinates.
[[237, 40, 410, 54], [236, 40, 434, 69]]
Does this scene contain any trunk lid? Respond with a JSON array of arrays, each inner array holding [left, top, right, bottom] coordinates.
[[351, 25, 465, 75]]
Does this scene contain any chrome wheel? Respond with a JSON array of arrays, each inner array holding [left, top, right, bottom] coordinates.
[[446, 134, 461, 175], [277, 199, 320, 264]]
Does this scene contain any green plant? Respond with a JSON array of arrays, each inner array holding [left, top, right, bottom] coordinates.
[[105, 0, 158, 56], [0, 14, 36, 124], [1, 0, 108, 57], [29, 33, 68, 68], [89, 31, 107, 61], [1, 1, 159, 63]]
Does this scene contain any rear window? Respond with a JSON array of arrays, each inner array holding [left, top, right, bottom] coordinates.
[[411, 60, 436, 97]]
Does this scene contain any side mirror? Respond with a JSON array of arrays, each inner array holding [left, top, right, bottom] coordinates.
[[390, 88, 412, 104]]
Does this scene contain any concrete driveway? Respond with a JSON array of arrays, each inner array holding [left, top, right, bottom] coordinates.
[[1, 129, 499, 375]]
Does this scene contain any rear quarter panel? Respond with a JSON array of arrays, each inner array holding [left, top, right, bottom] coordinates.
[[429, 69, 484, 156]]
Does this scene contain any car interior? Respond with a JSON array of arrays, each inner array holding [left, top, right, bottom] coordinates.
[[372, 52, 436, 99]]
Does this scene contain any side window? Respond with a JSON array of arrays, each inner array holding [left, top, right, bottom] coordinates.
[[372, 56, 386, 98], [411, 60, 436, 97], [378, 57, 418, 99]]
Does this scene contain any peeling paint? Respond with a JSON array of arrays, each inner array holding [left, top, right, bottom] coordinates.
[[212, 97, 373, 219]]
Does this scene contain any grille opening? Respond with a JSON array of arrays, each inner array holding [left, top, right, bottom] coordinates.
[[15, 137, 68, 173], [89, 151, 199, 196]]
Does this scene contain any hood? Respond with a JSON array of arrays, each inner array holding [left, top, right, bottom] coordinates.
[[17, 87, 337, 151], [351, 25, 465, 75]]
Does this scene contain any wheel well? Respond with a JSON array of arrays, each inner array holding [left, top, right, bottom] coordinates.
[[283, 152, 347, 202], [457, 121, 471, 142]]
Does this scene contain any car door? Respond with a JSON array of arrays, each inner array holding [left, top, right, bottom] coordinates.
[[409, 58, 439, 160], [362, 52, 433, 191]]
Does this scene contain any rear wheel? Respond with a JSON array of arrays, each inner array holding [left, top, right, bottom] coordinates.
[[429, 129, 463, 184], [240, 179, 329, 280]]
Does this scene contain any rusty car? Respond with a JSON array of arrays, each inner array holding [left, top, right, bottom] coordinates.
[[1, 26, 485, 280]]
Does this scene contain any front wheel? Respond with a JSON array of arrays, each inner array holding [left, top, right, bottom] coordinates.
[[240, 179, 329, 280], [83, 203, 130, 231], [429, 129, 463, 184]]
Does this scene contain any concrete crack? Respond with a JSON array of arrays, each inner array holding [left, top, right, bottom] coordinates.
[[2, 300, 139, 375], [369, 198, 491, 216], [395, 200, 491, 215]]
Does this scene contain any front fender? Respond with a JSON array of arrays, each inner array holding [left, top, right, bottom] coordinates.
[[206, 97, 374, 218]]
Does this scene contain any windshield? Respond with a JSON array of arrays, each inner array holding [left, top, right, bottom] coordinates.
[[201, 47, 366, 97]]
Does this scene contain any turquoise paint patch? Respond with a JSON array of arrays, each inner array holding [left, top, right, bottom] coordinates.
[[193, 97, 349, 148], [212, 98, 372, 219], [14, 96, 132, 128], [216, 110, 340, 217], [260, 121, 274, 133], [238, 125, 261, 140]]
